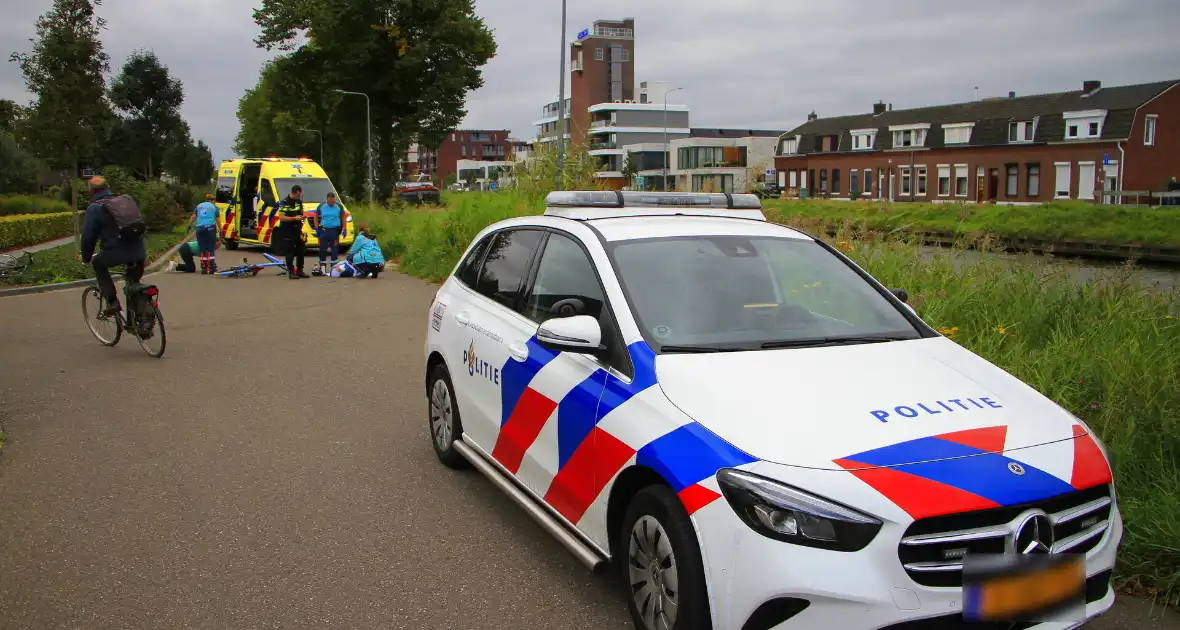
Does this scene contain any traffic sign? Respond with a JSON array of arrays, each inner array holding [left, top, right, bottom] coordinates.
[[577, 29, 589, 40], [489, 181, 498, 191], [1103, 154, 1110, 165]]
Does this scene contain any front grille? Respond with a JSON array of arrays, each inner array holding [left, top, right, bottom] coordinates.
[[880, 570, 1111, 629], [899, 485, 1113, 588]]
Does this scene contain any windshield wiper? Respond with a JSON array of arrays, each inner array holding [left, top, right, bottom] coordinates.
[[760, 335, 915, 349], [659, 344, 747, 353]]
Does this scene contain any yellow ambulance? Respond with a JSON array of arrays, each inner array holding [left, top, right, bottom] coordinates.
[[211, 157, 355, 250]]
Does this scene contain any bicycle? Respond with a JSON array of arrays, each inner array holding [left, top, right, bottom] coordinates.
[[0, 252, 33, 280], [81, 277, 167, 358]]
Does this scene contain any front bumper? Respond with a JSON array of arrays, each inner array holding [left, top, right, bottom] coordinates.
[[694, 483, 1123, 630]]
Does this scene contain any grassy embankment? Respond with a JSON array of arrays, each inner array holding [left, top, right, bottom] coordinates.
[[762, 198, 1180, 246], [1, 226, 189, 287], [353, 191, 1180, 603]]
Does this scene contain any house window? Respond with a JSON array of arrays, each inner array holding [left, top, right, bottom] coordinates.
[[461, 144, 466, 157], [819, 169, 829, 193], [954, 164, 969, 197], [1068, 124, 1079, 138], [821, 136, 836, 152], [1054, 162, 1071, 198], [943, 124, 973, 144], [594, 48, 603, 61], [788, 170, 798, 187], [808, 169, 815, 193], [1027, 163, 1040, 197], [1006, 164, 1019, 197], [916, 166, 927, 195], [1145, 115, 1157, 146], [833, 169, 841, 195], [864, 169, 873, 194], [620, 49, 630, 62], [851, 169, 859, 196], [1009, 121, 1035, 143], [781, 138, 797, 155], [1088, 122, 1099, 136], [851, 130, 876, 150], [900, 167, 912, 195], [937, 165, 951, 196], [890, 128, 927, 147]]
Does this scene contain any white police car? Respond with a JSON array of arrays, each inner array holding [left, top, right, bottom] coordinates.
[[423, 191, 1121, 630]]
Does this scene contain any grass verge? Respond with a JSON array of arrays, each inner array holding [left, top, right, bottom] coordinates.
[[1, 227, 188, 287], [762, 198, 1180, 246], [353, 191, 1180, 603]]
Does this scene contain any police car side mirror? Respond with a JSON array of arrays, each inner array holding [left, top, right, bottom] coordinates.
[[536, 315, 604, 356]]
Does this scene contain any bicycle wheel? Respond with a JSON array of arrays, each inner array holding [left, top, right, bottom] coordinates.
[[81, 286, 121, 346], [135, 305, 166, 358]]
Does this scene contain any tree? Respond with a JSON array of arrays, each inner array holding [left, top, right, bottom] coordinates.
[[108, 50, 186, 179], [621, 150, 639, 188], [0, 132, 39, 193], [0, 99, 23, 133], [250, 0, 496, 199], [9, 0, 111, 248], [9, 0, 111, 174]]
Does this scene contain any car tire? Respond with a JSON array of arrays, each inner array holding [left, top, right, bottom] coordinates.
[[620, 485, 711, 630], [427, 364, 468, 469]]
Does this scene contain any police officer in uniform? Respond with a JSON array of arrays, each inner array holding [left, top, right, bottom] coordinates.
[[273, 184, 310, 278]]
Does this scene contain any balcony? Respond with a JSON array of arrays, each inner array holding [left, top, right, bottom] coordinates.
[[590, 119, 616, 128], [591, 141, 617, 151]]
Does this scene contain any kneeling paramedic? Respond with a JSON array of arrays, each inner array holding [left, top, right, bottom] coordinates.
[[346, 223, 386, 278], [80, 176, 146, 316]]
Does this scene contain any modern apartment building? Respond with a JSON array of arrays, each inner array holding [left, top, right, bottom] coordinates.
[[668, 129, 783, 193], [774, 79, 1179, 204], [416, 130, 528, 183]]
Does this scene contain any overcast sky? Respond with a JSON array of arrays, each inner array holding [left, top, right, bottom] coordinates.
[[3, 0, 1179, 164]]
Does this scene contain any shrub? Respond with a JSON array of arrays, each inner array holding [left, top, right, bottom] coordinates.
[[0, 212, 78, 250], [138, 183, 186, 232], [0, 195, 73, 216]]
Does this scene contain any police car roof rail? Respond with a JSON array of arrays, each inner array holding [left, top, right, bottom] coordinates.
[[543, 191, 766, 221]]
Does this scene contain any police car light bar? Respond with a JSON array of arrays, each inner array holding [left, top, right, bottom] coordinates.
[[543, 191, 766, 221]]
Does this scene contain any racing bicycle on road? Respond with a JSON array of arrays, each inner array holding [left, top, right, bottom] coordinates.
[[81, 276, 166, 358]]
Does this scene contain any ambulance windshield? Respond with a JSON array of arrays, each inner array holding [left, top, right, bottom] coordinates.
[[274, 178, 338, 204]]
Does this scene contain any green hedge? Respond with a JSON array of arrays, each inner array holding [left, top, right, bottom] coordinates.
[[0, 212, 78, 251], [0, 195, 74, 217]]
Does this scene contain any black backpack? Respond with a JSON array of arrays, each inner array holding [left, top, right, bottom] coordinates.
[[101, 194, 146, 242]]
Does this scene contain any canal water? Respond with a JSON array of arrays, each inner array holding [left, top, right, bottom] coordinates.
[[917, 245, 1178, 293]]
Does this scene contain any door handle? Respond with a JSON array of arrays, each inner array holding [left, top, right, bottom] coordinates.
[[508, 341, 529, 362], [455, 311, 470, 326]]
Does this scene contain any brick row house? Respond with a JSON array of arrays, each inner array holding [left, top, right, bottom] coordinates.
[[774, 79, 1179, 204], [416, 130, 529, 184]]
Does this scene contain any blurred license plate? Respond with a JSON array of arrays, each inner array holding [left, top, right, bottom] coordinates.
[[964, 555, 1084, 622]]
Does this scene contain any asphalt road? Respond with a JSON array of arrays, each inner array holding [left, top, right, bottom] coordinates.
[[0, 253, 1176, 629]]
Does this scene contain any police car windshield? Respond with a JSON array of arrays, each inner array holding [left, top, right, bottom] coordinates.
[[608, 235, 922, 352], [275, 178, 338, 204]]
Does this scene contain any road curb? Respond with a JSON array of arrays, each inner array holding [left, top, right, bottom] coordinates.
[[0, 235, 190, 299]]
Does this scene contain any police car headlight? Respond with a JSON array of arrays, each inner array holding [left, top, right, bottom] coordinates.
[[717, 468, 882, 552]]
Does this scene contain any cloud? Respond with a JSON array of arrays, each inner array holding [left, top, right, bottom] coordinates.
[[3, 0, 1179, 165]]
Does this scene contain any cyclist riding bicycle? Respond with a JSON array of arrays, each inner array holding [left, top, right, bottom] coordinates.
[[80, 176, 146, 317]]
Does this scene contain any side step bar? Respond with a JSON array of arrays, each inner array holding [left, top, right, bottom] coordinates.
[[454, 438, 607, 571]]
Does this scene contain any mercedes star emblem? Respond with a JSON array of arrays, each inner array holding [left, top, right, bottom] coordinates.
[[1007, 462, 1026, 476], [1015, 512, 1054, 554]]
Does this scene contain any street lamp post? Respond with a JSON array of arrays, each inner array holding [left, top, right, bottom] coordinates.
[[333, 89, 373, 204], [298, 128, 323, 165], [663, 87, 685, 191], [555, 0, 568, 190]]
